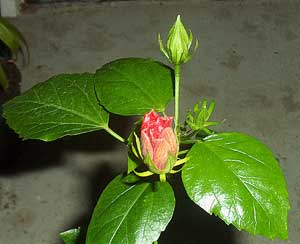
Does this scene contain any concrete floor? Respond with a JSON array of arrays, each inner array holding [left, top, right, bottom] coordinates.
[[0, 1, 300, 244]]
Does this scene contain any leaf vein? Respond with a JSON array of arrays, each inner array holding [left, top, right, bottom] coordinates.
[[11, 100, 101, 125], [108, 184, 149, 244]]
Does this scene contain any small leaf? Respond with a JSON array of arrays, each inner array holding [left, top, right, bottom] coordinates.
[[60, 227, 81, 244], [206, 100, 216, 119], [3, 73, 109, 141], [86, 174, 175, 244], [182, 132, 290, 239], [94, 58, 174, 115], [184, 100, 219, 135]]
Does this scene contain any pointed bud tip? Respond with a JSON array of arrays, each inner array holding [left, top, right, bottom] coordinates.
[[159, 14, 198, 65]]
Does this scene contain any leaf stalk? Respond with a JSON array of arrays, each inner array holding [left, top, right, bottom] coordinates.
[[105, 127, 125, 143]]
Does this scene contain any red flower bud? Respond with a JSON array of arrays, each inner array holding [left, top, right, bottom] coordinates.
[[141, 109, 177, 174]]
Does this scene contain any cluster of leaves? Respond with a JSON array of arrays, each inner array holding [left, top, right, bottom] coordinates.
[[3, 54, 290, 243], [0, 17, 27, 91], [182, 99, 220, 137], [3, 58, 175, 243]]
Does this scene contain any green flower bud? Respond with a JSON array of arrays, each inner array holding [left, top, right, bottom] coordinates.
[[158, 15, 198, 65]]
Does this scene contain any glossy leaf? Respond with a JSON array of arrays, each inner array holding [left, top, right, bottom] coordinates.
[[3, 73, 109, 141], [60, 227, 81, 244], [182, 132, 290, 239], [86, 174, 175, 244], [94, 58, 174, 115]]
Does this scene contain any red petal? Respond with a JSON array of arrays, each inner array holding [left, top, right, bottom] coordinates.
[[141, 109, 173, 142], [153, 139, 170, 170], [161, 127, 177, 156], [141, 130, 154, 160]]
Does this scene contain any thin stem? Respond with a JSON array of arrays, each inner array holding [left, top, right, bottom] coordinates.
[[153, 241, 158, 244], [105, 127, 125, 143], [159, 174, 166, 182], [174, 64, 181, 143]]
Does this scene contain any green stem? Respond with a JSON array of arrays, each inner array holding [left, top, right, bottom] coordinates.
[[174, 64, 181, 143], [105, 127, 125, 143], [159, 174, 166, 182], [153, 241, 158, 244]]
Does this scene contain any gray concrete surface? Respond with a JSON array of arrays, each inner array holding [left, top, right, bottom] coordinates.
[[1, 1, 299, 244]]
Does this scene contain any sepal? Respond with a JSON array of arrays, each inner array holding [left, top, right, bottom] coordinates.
[[158, 15, 198, 65]]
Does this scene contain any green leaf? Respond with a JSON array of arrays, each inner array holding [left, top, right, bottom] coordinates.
[[0, 64, 9, 90], [60, 227, 81, 244], [86, 174, 175, 244], [3, 73, 109, 141], [182, 132, 290, 239], [184, 99, 219, 135], [0, 17, 26, 54], [94, 58, 174, 116], [121, 173, 141, 184]]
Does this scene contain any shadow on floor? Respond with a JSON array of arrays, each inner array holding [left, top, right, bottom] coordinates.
[[0, 114, 133, 175], [61, 163, 117, 244]]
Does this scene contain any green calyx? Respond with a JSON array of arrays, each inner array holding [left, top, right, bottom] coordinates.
[[158, 15, 198, 65], [144, 153, 177, 175]]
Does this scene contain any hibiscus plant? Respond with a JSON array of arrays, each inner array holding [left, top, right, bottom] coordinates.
[[3, 15, 289, 244]]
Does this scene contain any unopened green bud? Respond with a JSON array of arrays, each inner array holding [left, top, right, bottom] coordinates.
[[158, 15, 198, 65]]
